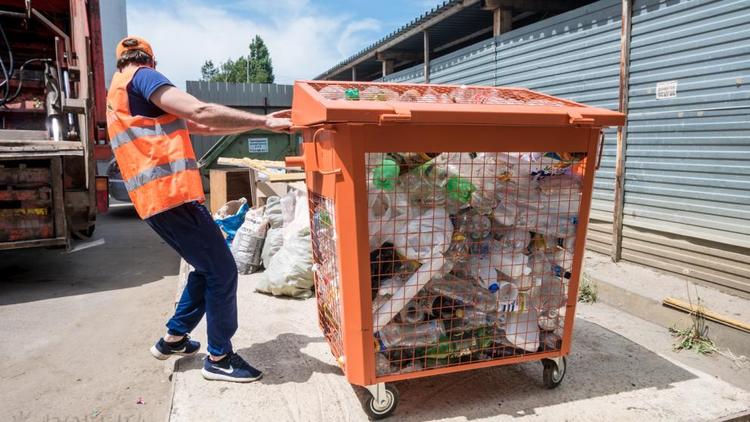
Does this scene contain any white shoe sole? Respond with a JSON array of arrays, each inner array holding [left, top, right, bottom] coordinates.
[[201, 368, 263, 383], [150, 344, 199, 360]]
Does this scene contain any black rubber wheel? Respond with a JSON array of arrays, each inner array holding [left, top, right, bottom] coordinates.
[[542, 357, 566, 389], [362, 384, 399, 420]]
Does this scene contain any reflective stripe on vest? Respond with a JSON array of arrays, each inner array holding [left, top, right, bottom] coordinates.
[[110, 119, 188, 150], [105, 66, 205, 219], [123, 158, 198, 192]]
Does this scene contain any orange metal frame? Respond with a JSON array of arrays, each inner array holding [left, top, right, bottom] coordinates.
[[291, 81, 624, 387]]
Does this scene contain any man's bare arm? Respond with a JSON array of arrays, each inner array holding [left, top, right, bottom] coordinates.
[[150, 86, 290, 132], [185, 121, 257, 135]]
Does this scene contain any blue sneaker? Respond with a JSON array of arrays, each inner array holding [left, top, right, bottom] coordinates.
[[150, 335, 200, 360], [201, 352, 263, 383]]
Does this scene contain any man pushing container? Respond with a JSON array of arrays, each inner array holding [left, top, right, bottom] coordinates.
[[105, 36, 291, 382]]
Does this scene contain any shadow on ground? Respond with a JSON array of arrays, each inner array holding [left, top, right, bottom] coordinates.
[[175, 333, 340, 385], [173, 318, 698, 421], [0, 204, 179, 305]]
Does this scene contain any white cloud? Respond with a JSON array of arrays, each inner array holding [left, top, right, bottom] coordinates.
[[126, 0, 382, 88]]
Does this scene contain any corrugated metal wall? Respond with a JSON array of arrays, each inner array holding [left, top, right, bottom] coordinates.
[[622, 0, 750, 293], [382, 1, 623, 253], [373, 0, 750, 294], [185, 81, 293, 158], [493, 0, 622, 254]]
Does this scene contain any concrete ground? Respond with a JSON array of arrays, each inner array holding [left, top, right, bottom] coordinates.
[[170, 273, 750, 422], [583, 251, 750, 358], [0, 203, 177, 422]]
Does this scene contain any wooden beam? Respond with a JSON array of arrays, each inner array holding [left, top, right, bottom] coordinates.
[[612, 0, 633, 261], [492, 8, 512, 36], [382, 60, 394, 77], [376, 50, 423, 61], [663, 297, 750, 334], [423, 30, 431, 83], [483, 0, 578, 11]]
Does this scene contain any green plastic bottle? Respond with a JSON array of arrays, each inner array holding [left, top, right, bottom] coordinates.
[[371, 158, 400, 190], [445, 176, 476, 214], [344, 88, 360, 100]]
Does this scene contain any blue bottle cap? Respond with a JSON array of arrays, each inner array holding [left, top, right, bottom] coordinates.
[[488, 283, 499, 293]]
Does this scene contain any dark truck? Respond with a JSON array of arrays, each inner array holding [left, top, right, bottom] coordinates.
[[0, 0, 109, 250]]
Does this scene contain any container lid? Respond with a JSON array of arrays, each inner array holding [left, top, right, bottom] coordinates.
[[292, 81, 625, 128]]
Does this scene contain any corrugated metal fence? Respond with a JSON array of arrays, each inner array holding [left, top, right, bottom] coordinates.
[[380, 0, 750, 295], [621, 0, 750, 293], [185, 81, 293, 158]]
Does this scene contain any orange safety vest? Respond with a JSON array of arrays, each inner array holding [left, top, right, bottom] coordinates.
[[106, 67, 205, 219]]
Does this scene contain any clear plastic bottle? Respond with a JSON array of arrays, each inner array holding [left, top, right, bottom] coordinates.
[[376, 353, 394, 375], [399, 298, 427, 324], [427, 295, 465, 319], [426, 275, 499, 313], [444, 307, 495, 333], [377, 320, 445, 349]]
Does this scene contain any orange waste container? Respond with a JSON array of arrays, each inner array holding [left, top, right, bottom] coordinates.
[[289, 81, 624, 419]]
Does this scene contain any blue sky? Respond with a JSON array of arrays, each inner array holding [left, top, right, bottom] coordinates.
[[126, 0, 444, 88]]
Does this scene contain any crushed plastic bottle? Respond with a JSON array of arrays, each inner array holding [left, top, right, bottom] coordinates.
[[377, 320, 445, 349]]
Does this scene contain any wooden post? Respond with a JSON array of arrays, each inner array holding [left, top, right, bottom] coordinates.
[[612, 0, 633, 261], [381, 60, 393, 77], [423, 30, 431, 83], [493, 8, 512, 36]]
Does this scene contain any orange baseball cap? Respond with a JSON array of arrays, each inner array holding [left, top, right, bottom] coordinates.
[[116, 36, 154, 59]]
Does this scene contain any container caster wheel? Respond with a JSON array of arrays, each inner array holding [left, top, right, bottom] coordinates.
[[362, 383, 399, 420], [542, 356, 566, 389]]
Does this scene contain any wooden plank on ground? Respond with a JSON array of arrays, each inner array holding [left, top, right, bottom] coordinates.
[[662, 297, 750, 334]]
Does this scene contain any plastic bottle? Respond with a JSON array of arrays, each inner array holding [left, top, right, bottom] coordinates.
[[398, 166, 447, 209], [539, 330, 562, 352], [376, 353, 394, 375], [399, 298, 427, 324], [530, 276, 567, 312], [371, 158, 400, 191], [538, 309, 560, 331], [344, 88, 360, 100], [444, 308, 495, 333], [427, 295, 465, 319], [445, 176, 476, 215], [377, 320, 445, 349], [426, 275, 499, 313]]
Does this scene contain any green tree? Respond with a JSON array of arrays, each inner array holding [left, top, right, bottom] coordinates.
[[199, 35, 275, 83], [200, 60, 219, 81], [248, 35, 274, 83]]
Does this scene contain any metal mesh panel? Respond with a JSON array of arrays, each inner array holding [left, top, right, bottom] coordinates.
[[310, 192, 345, 361], [367, 151, 584, 376], [308, 82, 580, 107]]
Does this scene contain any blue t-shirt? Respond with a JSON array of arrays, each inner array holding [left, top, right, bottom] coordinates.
[[127, 67, 174, 117]]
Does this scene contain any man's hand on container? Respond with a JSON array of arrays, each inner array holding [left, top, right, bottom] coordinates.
[[264, 109, 292, 132]]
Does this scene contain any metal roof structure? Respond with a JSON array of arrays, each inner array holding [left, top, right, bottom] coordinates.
[[317, 0, 593, 82]]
